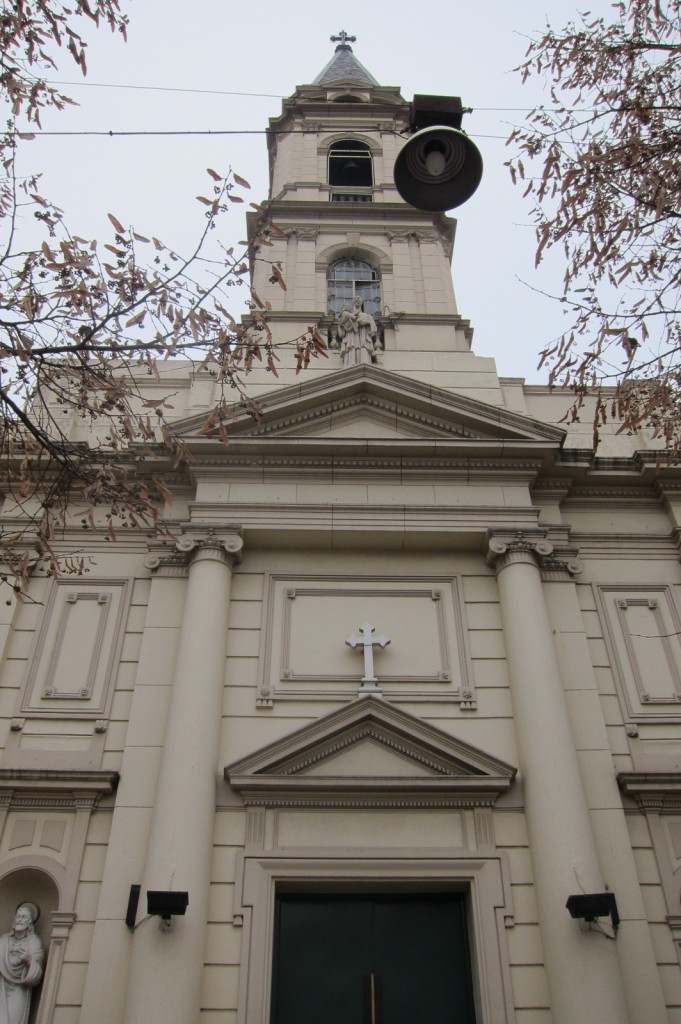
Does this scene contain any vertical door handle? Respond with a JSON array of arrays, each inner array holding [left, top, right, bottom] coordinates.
[[363, 973, 382, 1024]]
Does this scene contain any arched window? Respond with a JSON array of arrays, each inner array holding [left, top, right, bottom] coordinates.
[[328, 140, 373, 190], [327, 258, 380, 316]]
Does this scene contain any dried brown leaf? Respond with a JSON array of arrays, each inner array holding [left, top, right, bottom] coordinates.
[[108, 213, 125, 233]]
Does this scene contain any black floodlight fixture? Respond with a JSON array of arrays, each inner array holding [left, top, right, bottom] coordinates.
[[394, 94, 483, 212], [566, 892, 620, 931], [147, 890, 189, 925]]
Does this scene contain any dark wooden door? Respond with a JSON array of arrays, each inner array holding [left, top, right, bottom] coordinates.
[[271, 894, 477, 1024]]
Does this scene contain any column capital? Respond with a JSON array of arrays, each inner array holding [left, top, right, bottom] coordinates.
[[486, 532, 553, 573], [486, 531, 583, 579], [145, 529, 244, 574], [175, 529, 244, 568]]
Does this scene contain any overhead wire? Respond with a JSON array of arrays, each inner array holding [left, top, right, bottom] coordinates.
[[5, 79, 627, 144], [8, 128, 511, 139], [45, 78, 599, 113], [47, 79, 284, 99]]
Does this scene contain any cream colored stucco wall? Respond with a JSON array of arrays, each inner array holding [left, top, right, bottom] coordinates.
[[0, 511, 678, 1019]]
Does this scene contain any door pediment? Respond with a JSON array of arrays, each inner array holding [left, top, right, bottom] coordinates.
[[225, 697, 516, 806]]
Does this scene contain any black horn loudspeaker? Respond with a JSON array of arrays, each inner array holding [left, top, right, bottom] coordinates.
[[394, 125, 483, 212]]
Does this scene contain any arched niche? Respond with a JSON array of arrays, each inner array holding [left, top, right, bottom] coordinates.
[[0, 867, 59, 1024], [0, 868, 75, 1024]]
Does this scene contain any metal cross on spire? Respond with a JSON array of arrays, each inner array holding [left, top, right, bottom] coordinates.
[[346, 622, 390, 695], [330, 30, 357, 47]]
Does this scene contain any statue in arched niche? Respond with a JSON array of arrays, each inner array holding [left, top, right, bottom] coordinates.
[[0, 904, 44, 1024], [336, 296, 378, 367]]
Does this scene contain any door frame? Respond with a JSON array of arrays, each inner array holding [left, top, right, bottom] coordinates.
[[233, 853, 516, 1024]]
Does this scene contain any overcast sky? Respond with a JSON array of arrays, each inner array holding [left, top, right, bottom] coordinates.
[[15, 0, 618, 382]]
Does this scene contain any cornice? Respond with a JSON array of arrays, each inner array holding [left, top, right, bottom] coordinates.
[[568, 532, 678, 557], [268, 89, 408, 132], [0, 532, 152, 555], [656, 480, 681, 495], [555, 450, 681, 485], [241, 310, 471, 328], [531, 480, 572, 505], [186, 452, 547, 477], [250, 200, 443, 225], [562, 486, 660, 504], [232, 776, 509, 797], [618, 772, 681, 808], [0, 444, 180, 484], [240, 793, 499, 809], [182, 441, 559, 474], [0, 769, 119, 796]]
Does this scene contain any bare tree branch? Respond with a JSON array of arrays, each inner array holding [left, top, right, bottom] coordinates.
[[0, 1, 327, 595], [509, 0, 681, 459]]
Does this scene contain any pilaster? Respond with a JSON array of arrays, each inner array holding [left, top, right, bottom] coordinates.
[[34, 911, 76, 1024]]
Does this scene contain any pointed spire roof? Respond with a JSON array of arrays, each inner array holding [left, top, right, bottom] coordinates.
[[313, 32, 379, 87]]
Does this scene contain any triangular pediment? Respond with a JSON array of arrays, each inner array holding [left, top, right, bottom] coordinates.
[[225, 697, 516, 806], [175, 365, 565, 452]]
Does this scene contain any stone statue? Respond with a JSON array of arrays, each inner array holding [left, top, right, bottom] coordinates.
[[336, 296, 378, 367], [0, 904, 44, 1024]]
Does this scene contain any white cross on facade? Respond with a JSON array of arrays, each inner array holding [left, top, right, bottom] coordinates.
[[345, 622, 391, 689]]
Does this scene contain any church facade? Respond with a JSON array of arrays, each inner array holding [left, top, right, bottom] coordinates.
[[1, 39, 681, 1024]]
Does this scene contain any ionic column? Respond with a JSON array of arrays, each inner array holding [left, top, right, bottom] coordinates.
[[487, 534, 630, 1024], [123, 530, 243, 1024]]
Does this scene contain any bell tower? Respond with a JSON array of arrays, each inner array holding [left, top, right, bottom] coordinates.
[[248, 34, 502, 400]]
